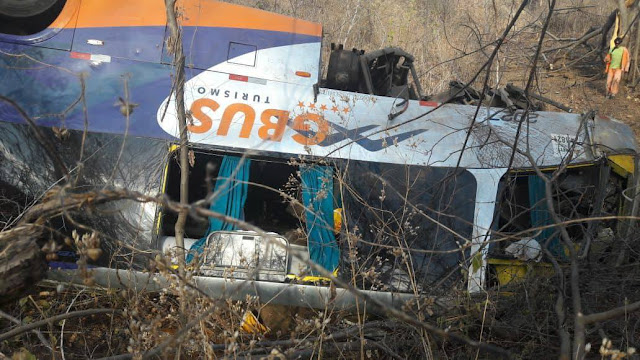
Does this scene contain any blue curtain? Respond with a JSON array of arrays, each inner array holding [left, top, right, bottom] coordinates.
[[187, 156, 251, 264], [301, 166, 340, 274], [528, 175, 563, 257]]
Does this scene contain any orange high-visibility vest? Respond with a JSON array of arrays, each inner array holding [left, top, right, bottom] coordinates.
[[605, 47, 630, 73]]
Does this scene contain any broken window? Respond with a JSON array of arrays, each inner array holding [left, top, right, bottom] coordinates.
[[160, 150, 300, 240], [336, 161, 477, 292], [491, 162, 625, 265], [160, 150, 342, 276]]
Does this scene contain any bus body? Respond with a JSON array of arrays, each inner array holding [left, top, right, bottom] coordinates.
[[0, 0, 637, 305]]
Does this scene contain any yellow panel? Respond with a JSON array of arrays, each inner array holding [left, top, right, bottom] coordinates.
[[240, 310, 270, 334], [609, 154, 635, 177], [154, 145, 179, 235], [509, 162, 594, 174], [487, 258, 554, 286], [286, 269, 338, 283]]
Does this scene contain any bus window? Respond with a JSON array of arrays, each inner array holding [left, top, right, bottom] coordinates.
[[491, 164, 624, 264], [336, 161, 476, 292], [161, 150, 301, 241]]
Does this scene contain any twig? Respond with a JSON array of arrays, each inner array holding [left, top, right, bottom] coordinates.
[[0, 309, 122, 342], [61, 289, 85, 360], [75, 74, 89, 186], [96, 305, 219, 360], [164, 1, 189, 357], [0, 95, 69, 182], [543, 28, 602, 54], [547, 47, 599, 74], [271, 339, 371, 360], [554, 6, 596, 11], [0, 310, 52, 351], [581, 299, 640, 325], [522, 112, 590, 358], [228, 320, 393, 355], [105, 76, 132, 187], [543, 244, 570, 359]]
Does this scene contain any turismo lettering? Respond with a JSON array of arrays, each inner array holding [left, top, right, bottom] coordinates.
[[196, 87, 270, 104]]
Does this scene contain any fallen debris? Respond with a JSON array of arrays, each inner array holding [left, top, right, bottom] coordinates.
[[425, 80, 573, 112]]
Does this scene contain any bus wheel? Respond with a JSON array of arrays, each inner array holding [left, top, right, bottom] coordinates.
[[0, 0, 61, 18], [0, 0, 66, 35]]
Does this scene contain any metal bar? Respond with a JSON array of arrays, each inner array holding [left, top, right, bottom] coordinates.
[[409, 64, 424, 99], [506, 84, 573, 112], [580, 161, 610, 258], [360, 56, 374, 95], [616, 154, 640, 266], [47, 268, 451, 316]]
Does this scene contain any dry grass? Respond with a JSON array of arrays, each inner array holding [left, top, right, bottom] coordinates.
[[227, 0, 615, 92]]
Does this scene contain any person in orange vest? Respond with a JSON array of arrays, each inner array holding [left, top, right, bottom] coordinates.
[[604, 37, 631, 99]]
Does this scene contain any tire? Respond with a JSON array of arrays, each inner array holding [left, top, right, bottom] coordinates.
[[0, 0, 66, 35], [0, 0, 61, 18]]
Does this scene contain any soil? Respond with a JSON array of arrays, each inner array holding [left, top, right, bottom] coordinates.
[[507, 51, 640, 139], [543, 70, 640, 136]]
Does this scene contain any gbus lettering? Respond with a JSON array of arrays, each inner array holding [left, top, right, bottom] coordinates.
[[188, 98, 327, 145]]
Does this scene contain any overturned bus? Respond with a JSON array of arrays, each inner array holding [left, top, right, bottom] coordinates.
[[0, 0, 637, 311]]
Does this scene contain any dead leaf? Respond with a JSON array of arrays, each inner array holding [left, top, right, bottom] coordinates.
[[188, 150, 195, 167]]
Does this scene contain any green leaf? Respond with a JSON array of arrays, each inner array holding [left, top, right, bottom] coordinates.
[[18, 297, 28, 308], [37, 300, 50, 309], [471, 252, 484, 273], [12, 348, 36, 360]]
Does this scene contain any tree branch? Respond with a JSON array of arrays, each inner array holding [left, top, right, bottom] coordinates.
[[581, 300, 640, 325]]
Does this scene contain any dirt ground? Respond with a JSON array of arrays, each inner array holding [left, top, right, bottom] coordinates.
[[545, 71, 640, 135], [508, 57, 640, 139]]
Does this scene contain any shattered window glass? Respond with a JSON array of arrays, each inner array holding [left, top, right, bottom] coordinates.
[[256, 236, 288, 272], [337, 160, 477, 292]]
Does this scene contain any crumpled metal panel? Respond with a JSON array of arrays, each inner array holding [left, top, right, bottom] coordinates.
[[0, 122, 167, 265], [592, 114, 638, 155]]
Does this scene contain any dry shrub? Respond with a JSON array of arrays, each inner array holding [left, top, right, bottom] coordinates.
[[226, 0, 615, 92]]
